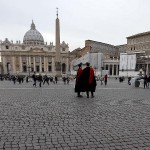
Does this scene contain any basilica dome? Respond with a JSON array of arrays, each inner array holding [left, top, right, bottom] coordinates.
[[23, 21, 44, 45]]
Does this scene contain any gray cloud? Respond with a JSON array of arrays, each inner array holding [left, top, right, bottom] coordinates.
[[0, 0, 150, 51]]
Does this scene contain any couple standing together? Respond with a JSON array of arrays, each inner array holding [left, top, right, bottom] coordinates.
[[75, 62, 97, 98]]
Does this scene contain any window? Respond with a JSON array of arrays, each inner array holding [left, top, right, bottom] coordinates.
[[62, 48, 65, 51], [6, 46, 9, 49]]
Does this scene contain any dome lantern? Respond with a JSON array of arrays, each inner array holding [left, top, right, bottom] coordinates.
[[31, 20, 36, 30]]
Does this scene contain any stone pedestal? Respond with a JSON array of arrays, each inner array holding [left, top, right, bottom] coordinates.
[[55, 61, 61, 76]]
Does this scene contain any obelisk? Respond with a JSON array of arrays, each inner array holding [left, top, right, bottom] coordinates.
[[55, 8, 61, 76]]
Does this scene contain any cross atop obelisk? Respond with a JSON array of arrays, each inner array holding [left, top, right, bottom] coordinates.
[[56, 7, 58, 18]]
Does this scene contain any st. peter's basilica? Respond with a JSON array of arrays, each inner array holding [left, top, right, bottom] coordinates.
[[0, 13, 70, 76]]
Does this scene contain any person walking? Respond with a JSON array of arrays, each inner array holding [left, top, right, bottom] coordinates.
[[144, 74, 148, 88], [100, 75, 103, 85], [43, 75, 49, 85], [32, 72, 37, 87], [66, 76, 70, 84], [55, 76, 58, 84], [104, 74, 108, 86], [75, 63, 83, 97], [12, 75, 16, 84], [128, 76, 131, 85], [26, 76, 29, 83], [147, 74, 150, 88], [81, 62, 97, 98]]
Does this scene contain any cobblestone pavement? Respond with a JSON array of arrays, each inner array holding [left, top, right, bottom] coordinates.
[[0, 79, 150, 150]]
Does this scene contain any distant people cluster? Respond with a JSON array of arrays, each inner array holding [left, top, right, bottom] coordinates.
[[31, 72, 59, 87], [0, 72, 74, 88]]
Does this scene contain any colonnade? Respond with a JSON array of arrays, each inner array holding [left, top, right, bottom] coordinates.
[[2, 55, 69, 75], [103, 64, 119, 76]]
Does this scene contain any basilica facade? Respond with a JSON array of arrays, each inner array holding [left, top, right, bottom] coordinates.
[[0, 16, 70, 76]]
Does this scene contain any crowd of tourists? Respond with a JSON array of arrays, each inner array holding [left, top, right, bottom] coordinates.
[[0, 62, 108, 98], [31, 73, 72, 87], [0, 73, 72, 87]]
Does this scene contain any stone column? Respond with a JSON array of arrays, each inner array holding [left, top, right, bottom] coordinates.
[[66, 57, 69, 74], [104, 64, 106, 70], [117, 65, 119, 76], [112, 64, 114, 76], [108, 65, 110, 76], [29, 56, 31, 67], [39, 57, 42, 72], [26, 56, 29, 66], [28, 56, 31, 75], [20, 56, 22, 72], [33, 57, 36, 72], [46, 57, 49, 72], [146, 63, 149, 75], [52, 57, 55, 74], [12, 56, 16, 74], [44, 56, 46, 72], [2, 57, 6, 74]]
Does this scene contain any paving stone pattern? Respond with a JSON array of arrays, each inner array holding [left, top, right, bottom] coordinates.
[[0, 79, 150, 150]]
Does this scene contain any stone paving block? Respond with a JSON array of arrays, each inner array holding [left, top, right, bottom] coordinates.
[[0, 80, 150, 149]]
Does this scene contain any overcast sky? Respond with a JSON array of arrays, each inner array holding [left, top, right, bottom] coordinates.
[[0, 0, 150, 51]]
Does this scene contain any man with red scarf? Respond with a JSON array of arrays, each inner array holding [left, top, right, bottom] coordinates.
[[75, 63, 83, 97], [81, 62, 97, 98]]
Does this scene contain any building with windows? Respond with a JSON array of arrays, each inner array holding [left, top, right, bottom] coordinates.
[[119, 31, 150, 77], [0, 14, 70, 76], [70, 40, 126, 77]]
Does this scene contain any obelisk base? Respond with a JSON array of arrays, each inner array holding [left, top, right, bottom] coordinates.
[[55, 62, 61, 77]]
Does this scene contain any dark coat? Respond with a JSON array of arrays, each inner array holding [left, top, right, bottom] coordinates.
[[80, 67, 97, 92], [75, 67, 84, 92]]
